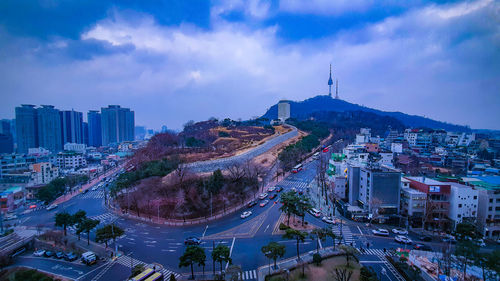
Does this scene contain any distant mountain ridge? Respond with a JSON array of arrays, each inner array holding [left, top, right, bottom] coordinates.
[[262, 95, 470, 132]]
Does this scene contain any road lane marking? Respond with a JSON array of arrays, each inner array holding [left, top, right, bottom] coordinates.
[[225, 237, 236, 270], [264, 224, 270, 232], [357, 226, 363, 234], [202, 225, 208, 238], [318, 238, 323, 249]]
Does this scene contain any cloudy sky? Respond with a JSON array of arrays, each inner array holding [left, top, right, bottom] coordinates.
[[0, 0, 499, 130]]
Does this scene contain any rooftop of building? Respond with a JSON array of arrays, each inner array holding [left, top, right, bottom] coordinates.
[[407, 176, 447, 185], [402, 187, 426, 195]]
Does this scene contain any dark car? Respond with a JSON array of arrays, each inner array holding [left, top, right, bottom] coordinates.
[[413, 244, 432, 251], [420, 235, 432, 242], [269, 194, 277, 199], [184, 237, 201, 245], [65, 252, 78, 261], [55, 252, 65, 259], [247, 200, 257, 208], [44, 251, 54, 257], [276, 187, 283, 193]]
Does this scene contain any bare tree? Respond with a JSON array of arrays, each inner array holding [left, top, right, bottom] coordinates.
[[369, 197, 383, 225], [226, 162, 246, 183], [332, 268, 353, 281]]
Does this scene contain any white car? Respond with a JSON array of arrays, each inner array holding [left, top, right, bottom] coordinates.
[[395, 235, 413, 244], [392, 228, 408, 235], [91, 186, 98, 191], [258, 193, 268, 200], [321, 216, 335, 224], [308, 208, 322, 218], [477, 239, 486, 247], [46, 204, 58, 211], [267, 186, 276, 192], [240, 211, 252, 219], [372, 229, 390, 236], [33, 250, 45, 257]]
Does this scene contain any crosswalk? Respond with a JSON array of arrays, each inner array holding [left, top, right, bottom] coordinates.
[[332, 224, 355, 246], [238, 270, 257, 280], [79, 189, 105, 199], [276, 179, 310, 190], [67, 213, 118, 233], [114, 255, 181, 281], [360, 248, 388, 257]]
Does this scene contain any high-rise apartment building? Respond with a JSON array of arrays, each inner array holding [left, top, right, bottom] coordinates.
[[87, 110, 102, 147], [37, 105, 62, 153], [101, 105, 135, 146], [60, 110, 83, 145], [83, 122, 89, 146], [15, 104, 38, 153], [0, 119, 14, 153]]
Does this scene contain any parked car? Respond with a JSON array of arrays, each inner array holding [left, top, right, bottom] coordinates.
[[65, 252, 78, 261], [260, 200, 269, 207], [298, 189, 304, 195], [258, 193, 268, 200], [477, 239, 486, 247], [91, 186, 98, 191], [308, 208, 322, 218], [269, 194, 277, 200], [267, 186, 276, 192], [44, 251, 54, 257], [321, 216, 335, 224], [247, 200, 257, 208], [46, 204, 58, 211], [392, 228, 408, 235], [442, 235, 457, 244], [184, 237, 201, 245], [33, 250, 45, 257], [372, 229, 390, 236], [419, 235, 432, 242], [240, 211, 252, 219], [413, 244, 432, 251], [276, 187, 283, 192], [55, 252, 65, 259], [395, 235, 412, 244]]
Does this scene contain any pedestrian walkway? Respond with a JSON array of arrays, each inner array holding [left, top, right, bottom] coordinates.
[[67, 213, 118, 234], [360, 248, 388, 257], [333, 224, 355, 246], [114, 255, 181, 281], [238, 269, 257, 280], [276, 179, 310, 190], [79, 189, 105, 199]]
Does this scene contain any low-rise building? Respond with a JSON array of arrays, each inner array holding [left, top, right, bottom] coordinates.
[[449, 182, 478, 227], [56, 151, 87, 169], [0, 186, 24, 212], [464, 176, 500, 239], [400, 187, 427, 226], [64, 143, 87, 154], [407, 177, 451, 231], [30, 162, 59, 185]]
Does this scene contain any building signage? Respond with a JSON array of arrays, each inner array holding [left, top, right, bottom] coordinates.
[[429, 186, 441, 193]]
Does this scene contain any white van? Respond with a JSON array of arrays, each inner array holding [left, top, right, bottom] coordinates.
[[81, 251, 97, 265], [313, 152, 320, 160]]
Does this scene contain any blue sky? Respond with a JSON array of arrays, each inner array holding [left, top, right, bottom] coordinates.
[[0, 0, 499, 130]]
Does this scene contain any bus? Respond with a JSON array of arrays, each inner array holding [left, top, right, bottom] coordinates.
[[291, 164, 303, 173], [130, 268, 154, 281], [144, 272, 163, 281]]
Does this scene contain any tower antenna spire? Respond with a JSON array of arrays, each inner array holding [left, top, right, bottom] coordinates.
[[328, 64, 333, 98], [335, 79, 339, 99]]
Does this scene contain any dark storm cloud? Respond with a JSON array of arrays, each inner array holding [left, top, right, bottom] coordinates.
[[0, 0, 498, 130]]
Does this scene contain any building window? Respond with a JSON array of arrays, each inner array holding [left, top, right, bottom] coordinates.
[[458, 204, 462, 208], [473, 196, 477, 200], [490, 199, 493, 203], [489, 207, 493, 211]]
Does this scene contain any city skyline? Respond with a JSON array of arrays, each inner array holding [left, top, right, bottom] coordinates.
[[0, 0, 499, 130]]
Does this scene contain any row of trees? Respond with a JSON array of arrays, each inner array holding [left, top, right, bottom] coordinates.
[[179, 244, 231, 280], [278, 121, 330, 171], [37, 175, 89, 203]]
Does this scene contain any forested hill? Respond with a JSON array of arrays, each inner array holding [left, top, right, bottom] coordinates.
[[262, 95, 470, 132]]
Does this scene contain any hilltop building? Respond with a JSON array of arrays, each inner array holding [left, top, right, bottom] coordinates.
[[277, 100, 290, 123]]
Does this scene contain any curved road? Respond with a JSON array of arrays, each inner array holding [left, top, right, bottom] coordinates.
[[186, 126, 298, 173]]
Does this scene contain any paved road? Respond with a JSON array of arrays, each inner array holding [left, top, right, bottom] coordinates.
[[186, 126, 298, 173], [13, 150, 413, 281]]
